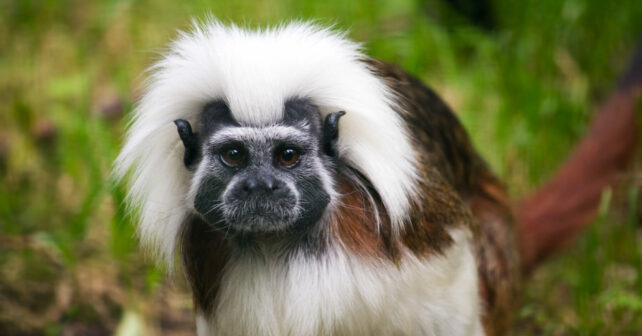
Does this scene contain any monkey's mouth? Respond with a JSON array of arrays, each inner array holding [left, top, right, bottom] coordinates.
[[195, 196, 300, 234], [222, 199, 300, 232]]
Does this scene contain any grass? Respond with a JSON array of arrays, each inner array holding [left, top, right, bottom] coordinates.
[[0, 0, 641, 334]]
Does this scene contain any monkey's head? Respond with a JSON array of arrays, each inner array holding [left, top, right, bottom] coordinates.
[[115, 21, 419, 264], [175, 99, 344, 235]]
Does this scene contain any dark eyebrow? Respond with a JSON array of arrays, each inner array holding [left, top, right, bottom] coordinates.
[[282, 98, 323, 135], [200, 100, 240, 136]]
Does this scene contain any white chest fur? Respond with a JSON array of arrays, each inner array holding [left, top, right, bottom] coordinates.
[[196, 230, 484, 336]]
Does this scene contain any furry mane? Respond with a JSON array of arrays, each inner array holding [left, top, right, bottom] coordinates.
[[114, 20, 420, 266]]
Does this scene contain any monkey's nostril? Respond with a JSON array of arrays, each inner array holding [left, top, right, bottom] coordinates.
[[266, 179, 280, 191], [243, 179, 259, 194]]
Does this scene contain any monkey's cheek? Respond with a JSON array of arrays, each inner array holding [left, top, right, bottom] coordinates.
[[192, 178, 228, 222]]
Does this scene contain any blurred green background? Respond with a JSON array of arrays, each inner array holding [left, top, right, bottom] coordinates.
[[1, 0, 641, 335]]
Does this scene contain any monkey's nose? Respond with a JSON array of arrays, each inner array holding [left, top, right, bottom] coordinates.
[[240, 176, 282, 196]]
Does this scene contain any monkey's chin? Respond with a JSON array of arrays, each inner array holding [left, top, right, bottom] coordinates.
[[226, 217, 294, 234]]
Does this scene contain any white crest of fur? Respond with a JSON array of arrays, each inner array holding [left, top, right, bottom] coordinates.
[[197, 229, 484, 336], [114, 20, 419, 265]]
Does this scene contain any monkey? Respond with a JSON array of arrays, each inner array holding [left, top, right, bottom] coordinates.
[[114, 21, 639, 335]]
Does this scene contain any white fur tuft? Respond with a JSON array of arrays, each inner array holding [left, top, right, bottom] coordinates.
[[198, 229, 483, 335], [114, 20, 419, 265]]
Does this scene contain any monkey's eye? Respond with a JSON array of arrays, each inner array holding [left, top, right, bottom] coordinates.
[[221, 147, 245, 167], [278, 148, 300, 167]]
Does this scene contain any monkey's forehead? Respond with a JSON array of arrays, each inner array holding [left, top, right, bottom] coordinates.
[[206, 125, 315, 148]]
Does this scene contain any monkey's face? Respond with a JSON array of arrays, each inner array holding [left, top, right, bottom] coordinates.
[[177, 99, 342, 235]]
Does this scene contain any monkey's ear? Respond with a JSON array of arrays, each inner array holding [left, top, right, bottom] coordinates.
[[322, 111, 346, 157], [174, 119, 200, 167]]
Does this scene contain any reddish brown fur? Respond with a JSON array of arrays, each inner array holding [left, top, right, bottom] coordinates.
[[518, 39, 641, 271], [331, 164, 473, 263], [330, 173, 399, 260], [518, 83, 640, 272]]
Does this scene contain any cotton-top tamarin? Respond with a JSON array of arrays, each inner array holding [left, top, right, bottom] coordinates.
[[114, 21, 639, 335]]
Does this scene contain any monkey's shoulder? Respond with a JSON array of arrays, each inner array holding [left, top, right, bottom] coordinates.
[[365, 58, 488, 194]]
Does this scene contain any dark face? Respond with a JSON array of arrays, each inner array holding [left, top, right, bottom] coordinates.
[[175, 99, 344, 236]]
